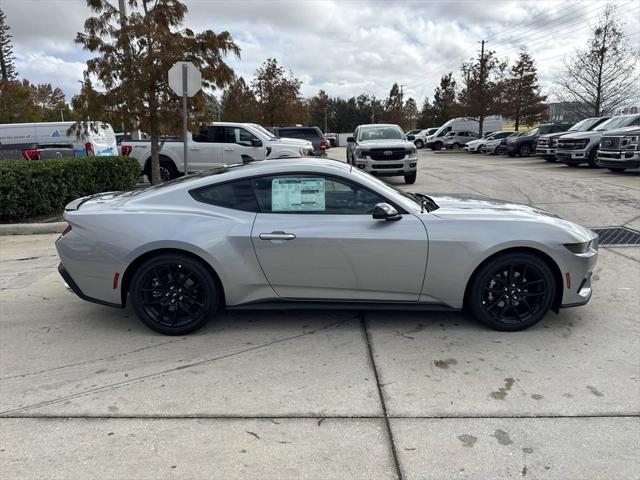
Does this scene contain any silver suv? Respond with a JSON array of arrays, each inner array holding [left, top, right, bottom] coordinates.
[[443, 131, 479, 150], [346, 124, 418, 184]]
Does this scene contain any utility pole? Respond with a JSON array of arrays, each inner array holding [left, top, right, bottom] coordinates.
[[478, 40, 486, 136]]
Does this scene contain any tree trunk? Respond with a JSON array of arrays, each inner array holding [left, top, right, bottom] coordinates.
[[479, 115, 484, 137], [149, 90, 160, 184]]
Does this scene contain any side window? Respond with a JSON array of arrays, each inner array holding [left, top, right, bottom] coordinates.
[[627, 117, 640, 127], [190, 179, 258, 212], [252, 175, 386, 214], [223, 127, 258, 147]]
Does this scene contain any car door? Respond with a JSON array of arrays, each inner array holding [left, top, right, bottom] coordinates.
[[188, 126, 223, 172], [250, 173, 428, 302], [221, 126, 264, 165]]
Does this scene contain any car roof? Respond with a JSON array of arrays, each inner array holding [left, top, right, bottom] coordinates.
[[357, 124, 401, 128]]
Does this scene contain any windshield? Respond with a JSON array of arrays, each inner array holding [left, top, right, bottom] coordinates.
[[596, 116, 637, 131], [525, 128, 538, 136], [569, 118, 600, 132], [248, 123, 276, 139], [359, 125, 405, 141]]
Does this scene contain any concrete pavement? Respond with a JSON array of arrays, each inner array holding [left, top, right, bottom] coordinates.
[[1, 149, 638, 479]]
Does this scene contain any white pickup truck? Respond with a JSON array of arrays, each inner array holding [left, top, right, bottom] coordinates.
[[122, 122, 314, 181]]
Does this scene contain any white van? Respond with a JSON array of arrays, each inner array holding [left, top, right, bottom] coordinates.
[[424, 116, 503, 150], [0, 121, 118, 159]]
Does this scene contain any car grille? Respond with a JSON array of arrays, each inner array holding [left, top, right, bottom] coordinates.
[[551, 138, 558, 147], [538, 138, 550, 147], [368, 148, 410, 161], [557, 139, 588, 150], [373, 163, 404, 169], [599, 136, 621, 151]]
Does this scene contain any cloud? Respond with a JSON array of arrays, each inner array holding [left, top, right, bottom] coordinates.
[[1, 0, 638, 106]]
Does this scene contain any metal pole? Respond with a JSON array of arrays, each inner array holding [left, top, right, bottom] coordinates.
[[182, 63, 189, 175]]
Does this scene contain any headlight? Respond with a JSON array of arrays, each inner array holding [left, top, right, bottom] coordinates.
[[410, 146, 417, 156], [564, 238, 598, 254], [299, 148, 311, 156], [622, 135, 639, 149], [355, 147, 366, 159]]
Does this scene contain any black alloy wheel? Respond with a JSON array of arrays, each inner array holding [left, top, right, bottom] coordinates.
[[130, 254, 220, 335], [469, 253, 555, 331]]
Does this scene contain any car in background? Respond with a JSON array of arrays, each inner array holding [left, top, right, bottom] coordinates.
[[505, 123, 572, 157], [536, 117, 610, 162], [406, 129, 422, 136], [424, 117, 503, 150], [346, 124, 418, 184], [324, 132, 338, 147], [0, 142, 75, 161], [557, 114, 640, 168], [443, 131, 479, 150], [56, 157, 598, 335], [484, 132, 520, 155], [596, 126, 640, 172], [413, 128, 438, 149], [272, 126, 329, 157], [465, 131, 514, 153]]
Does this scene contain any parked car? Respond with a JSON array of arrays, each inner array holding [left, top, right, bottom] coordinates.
[[483, 132, 520, 155], [556, 114, 640, 168], [0, 121, 117, 158], [346, 124, 418, 184], [443, 131, 479, 149], [324, 133, 338, 147], [122, 122, 314, 181], [413, 128, 439, 148], [505, 123, 572, 157], [596, 126, 640, 172], [536, 117, 610, 162], [406, 129, 422, 136], [465, 131, 514, 153], [0, 142, 75, 161], [272, 126, 329, 157], [57, 157, 598, 335], [424, 117, 503, 150]]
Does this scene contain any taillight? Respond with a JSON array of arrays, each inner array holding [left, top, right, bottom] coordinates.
[[21, 148, 41, 160], [61, 224, 72, 236], [320, 140, 327, 150], [121, 145, 132, 156], [85, 142, 94, 156]]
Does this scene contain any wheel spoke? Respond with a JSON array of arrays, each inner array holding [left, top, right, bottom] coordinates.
[[522, 279, 544, 287], [526, 291, 545, 298], [486, 295, 505, 312]]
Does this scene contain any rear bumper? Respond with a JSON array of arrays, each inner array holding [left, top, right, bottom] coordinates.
[[58, 263, 122, 308]]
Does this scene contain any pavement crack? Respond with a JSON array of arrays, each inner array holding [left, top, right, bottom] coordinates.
[[361, 313, 404, 480], [0, 320, 347, 417]]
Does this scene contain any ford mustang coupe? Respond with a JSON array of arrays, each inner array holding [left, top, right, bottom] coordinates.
[[56, 158, 598, 335]]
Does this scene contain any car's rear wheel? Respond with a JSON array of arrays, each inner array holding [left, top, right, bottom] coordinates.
[[608, 167, 626, 172], [451, 142, 461, 150], [468, 253, 555, 331], [130, 254, 220, 335], [404, 172, 417, 184], [415, 139, 424, 149]]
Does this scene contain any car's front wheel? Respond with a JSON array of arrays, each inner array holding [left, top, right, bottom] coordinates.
[[415, 139, 424, 149], [130, 254, 221, 335], [404, 172, 417, 184], [432, 141, 443, 151], [608, 167, 626, 173], [467, 253, 555, 331], [518, 144, 531, 157]]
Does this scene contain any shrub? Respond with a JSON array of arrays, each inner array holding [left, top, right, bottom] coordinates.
[[0, 156, 141, 222]]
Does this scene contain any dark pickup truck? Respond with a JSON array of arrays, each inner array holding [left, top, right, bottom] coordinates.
[[536, 117, 610, 162]]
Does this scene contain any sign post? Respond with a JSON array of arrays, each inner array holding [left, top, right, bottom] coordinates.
[[168, 61, 202, 176]]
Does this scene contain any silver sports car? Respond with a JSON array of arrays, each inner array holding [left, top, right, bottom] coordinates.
[[56, 158, 598, 335]]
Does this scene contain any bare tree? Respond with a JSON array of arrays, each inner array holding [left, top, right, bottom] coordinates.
[[554, 4, 638, 117]]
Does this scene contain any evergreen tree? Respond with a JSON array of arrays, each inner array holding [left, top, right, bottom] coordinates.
[[418, 97, 437, 128], [503, 51, 546, 131], [383, 83, 404, 125], [220, 77, 259, 123], [0, 7, 18, 80], [252, 58, 304, 127], [404, 97, 418, 130]]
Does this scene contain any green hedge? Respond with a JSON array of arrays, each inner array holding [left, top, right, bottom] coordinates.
[[0, 156, 141, 222]]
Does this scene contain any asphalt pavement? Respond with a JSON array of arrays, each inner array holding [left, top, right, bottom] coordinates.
[[1, 148, 638, 479]]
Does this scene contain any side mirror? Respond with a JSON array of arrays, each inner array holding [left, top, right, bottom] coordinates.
[[372, 203, 402, 221], [251, 138, 263, 147], [407, 135, 415, 141], [346, 136, 355, 143]]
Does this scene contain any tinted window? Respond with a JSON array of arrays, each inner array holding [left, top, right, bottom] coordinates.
[[252, 174, 385, 214], [191, 179, 258, 212], [223, 127, 258, 146], [279, 128, 319, 139], [628, 117, 640, 127]]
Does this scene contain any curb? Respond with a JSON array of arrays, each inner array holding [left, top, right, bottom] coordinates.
[[0, 222, 65, 236]]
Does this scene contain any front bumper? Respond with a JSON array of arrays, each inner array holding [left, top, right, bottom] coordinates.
[[558, 247, 598, 308], [597, 150, 640, 169], [354, 157, 417, 176], [557, 149, 589, 164], [536, 147, 556, 156]]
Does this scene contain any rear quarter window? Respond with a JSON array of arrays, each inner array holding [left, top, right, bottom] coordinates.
[[190, 179, 258, 212]]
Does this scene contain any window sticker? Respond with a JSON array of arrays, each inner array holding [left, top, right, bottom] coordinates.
[[272, 177, 325, 212]]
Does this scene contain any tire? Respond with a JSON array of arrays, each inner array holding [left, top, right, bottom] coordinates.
[[587, 149, 598, 168], [467, 252, 555, 331], [518, 144, 531, 157], [129, 254, 221, 335], [159, 157, 178, 181], [415, 139, 424, 149], [544, 156, 557, 163], [432, 141, 443, 151], [608, 168, 626, 173], [451, 142, 461, 150], [404, 172, 417, 184]]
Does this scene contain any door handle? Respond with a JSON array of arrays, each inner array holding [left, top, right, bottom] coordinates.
[[189, 147, 200, 151], [224, 147, 235, 152], [259, 232, 296, 241]]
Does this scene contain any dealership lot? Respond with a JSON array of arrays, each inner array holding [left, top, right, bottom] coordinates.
[[1, 149, 638, 479]]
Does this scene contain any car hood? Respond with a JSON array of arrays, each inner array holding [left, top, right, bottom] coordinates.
[[271, 137, 313, 148], [560, 131, 601, 140], [358, 139, 413, 148], [427, 194, 596, 240], [539, 131, 575, 140], [507, 134, 534, 143]]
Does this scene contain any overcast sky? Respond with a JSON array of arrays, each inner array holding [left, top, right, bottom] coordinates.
[[2, 0, 639, 105]]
